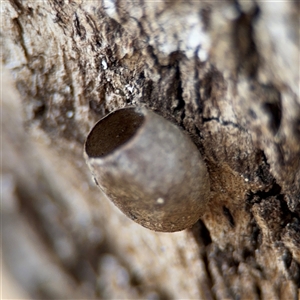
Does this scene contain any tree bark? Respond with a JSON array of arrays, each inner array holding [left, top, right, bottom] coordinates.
[[1, 0, 300, 299]]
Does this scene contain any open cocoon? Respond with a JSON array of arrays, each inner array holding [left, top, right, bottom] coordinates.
[[84, 106, 210, 232]]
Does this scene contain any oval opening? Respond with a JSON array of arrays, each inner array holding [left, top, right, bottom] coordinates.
[[85, 107, 145, 158]]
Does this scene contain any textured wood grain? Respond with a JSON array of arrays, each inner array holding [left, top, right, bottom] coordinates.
[[1, 0, 299, 299]]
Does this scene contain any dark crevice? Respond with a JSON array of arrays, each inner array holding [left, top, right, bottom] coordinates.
[[246, 159, 281, 204], [241, 247, 253, 261], [202, 117, 220, 123], [146, 45, 160, 69], [282, 248, 293, 269], [141, 78, 154, 105], [257, 151, 277, 185], [132, 16, 150, 46], [173, 66, 185, 111], [33, 102, 46, 119], [199, 71, 213, 101], [223, 206, 235, 228], [194, 53, 203, 113], [196, 220, 213, 246], [255, 182, 281, 199], [233, 2, 260, 77], [138, 71, 145, 80], [194, 125, 203, 140], [254, 283, 262, 300], [202, 116, 246, 131], [170, 53, 186, 126], [10, 0, 23, 13], [85, 14, 102, 47], [263, 101, 282, 134], [250, 219, 261, 249], [246, 181, 282, 207], [277, 196, 297, 227], [260, 149, 269, 166], [73, 12, 82, 37]]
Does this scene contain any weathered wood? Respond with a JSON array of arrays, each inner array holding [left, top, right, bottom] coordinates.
[[1, 0, 299, 299]]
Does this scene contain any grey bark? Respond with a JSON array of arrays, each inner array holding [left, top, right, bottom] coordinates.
[[1, 0, 300, 299]]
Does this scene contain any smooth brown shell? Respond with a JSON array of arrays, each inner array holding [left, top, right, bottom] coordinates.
[[84, 107, 210, 232]]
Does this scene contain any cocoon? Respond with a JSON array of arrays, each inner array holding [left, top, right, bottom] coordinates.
[[84, 107, 210, 232]]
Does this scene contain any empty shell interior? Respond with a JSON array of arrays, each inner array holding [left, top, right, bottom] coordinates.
[[85, 108, 145, 158]]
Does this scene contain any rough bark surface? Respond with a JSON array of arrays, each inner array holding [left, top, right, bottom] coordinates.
[[1, 0, 300, 299]]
